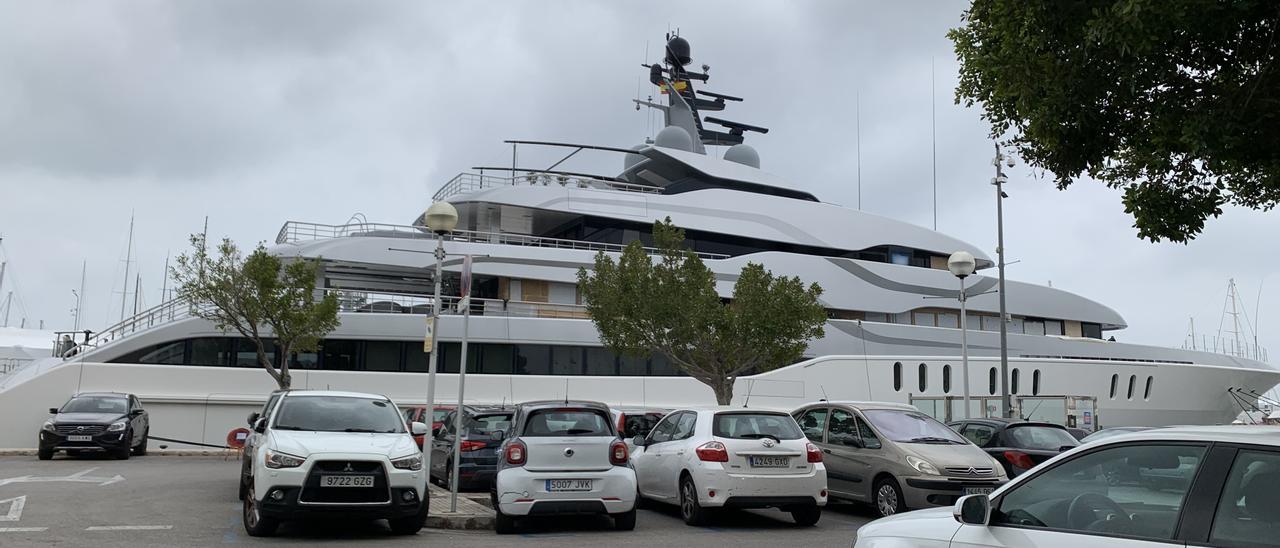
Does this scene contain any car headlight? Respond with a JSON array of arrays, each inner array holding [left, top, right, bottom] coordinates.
[[906, 455, 940, 475], [106, 421, 128, 432], [264, 449, 305, 469], [391, 454, 423, 471], [42, 420, 56, 433]]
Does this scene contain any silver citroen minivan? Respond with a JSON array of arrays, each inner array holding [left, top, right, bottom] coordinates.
[[791, 401, 1007, 518]]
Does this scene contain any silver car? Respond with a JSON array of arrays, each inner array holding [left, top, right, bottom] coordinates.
[[792, 401, 1007, 518]]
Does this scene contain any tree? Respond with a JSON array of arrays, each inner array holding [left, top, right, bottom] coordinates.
[[950, 1, 1280, 242], [171, 234, 339, 389], [577, 218, 827, 405]]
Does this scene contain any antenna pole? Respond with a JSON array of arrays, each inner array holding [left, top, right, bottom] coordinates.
[[133, 274, 141, 316], [160, 251, 170, 304], [119, 212, 134, 322], [931, 57, 937, 231], [0, 261, 6, 296], [994, 142, 1011, 419], [74, 261, 86, 331], [856, 89, 862, 211], [2, 291, 11, 328]]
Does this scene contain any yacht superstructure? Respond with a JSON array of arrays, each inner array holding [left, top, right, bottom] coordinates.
[[1, 34, 1276, 450]]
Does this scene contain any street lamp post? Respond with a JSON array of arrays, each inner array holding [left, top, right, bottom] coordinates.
[[949, 251, 977, 419], [421, 201, 458, 496], [992, 143, 1014, 418]]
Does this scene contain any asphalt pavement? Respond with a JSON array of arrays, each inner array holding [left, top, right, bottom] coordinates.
[[0, 455, 875, 547]]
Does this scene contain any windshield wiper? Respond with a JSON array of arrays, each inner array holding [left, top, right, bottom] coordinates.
[[342, 428, 380, 433], [739, 433, 782, 442], [907, 436, 963, 444]]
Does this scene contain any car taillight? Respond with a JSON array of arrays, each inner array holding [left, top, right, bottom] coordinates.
[[505, 440, 527, 465], [609, 440, 629, 466], [1003, 450, 1035, 470], [461, 440, 487, 452], [806, 442, 823, 463], [696, 441, 728, 462], [617, 414, 627, 436]]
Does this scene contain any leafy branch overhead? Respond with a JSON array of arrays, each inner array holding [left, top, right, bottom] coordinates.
[[950, 0, 1280, 242], [577, 218, 826, 405], [170, 234, 339, 389]]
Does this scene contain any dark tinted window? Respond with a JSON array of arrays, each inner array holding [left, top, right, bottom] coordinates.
[[893, 362, 902, 391], [1210, 449, 1280, 547], [363, 341, 400, 371], [514, 345, 550, 375], [322, 340, 359, 371], [189, 338, 231, 366], [618, 354, 647, 375], [712, 412, 802, 440], [123, 341, 184, 365], [943, 364, 952, 393], [550, 346, 583, 375], [61, 396, 128, 414], [650, 353, 679, 376], [522, 409, 612, 437], [1005, 425, 1078, 450], [479, 344, 514, 374], [236, 339, 276, 367], [405, 345, 429, 372], [584, 347, 617, 375], [1082, 322, 1103, 339]]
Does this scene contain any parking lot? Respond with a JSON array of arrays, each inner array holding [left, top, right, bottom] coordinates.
[[0, 455, 874, 547]]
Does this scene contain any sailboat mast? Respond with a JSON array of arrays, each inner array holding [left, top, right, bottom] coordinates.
[[133, 274, 141, 317], [119, 213, 134, 322]]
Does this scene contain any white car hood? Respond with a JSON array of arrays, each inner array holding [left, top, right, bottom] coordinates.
[[270, 430, 417, 458], [857, 506, 961, 542]]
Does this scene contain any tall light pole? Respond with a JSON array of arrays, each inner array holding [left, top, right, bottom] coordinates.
[[949, 251, 977, 418], [421, 201, 458, 496], [992, 143, 1014, 418]]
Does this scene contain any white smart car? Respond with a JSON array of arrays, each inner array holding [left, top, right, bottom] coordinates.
[[491, 400, 637, 534], [631, 407, 827, 526], [242, 390, 430, 537], [854, 425, 1280, 547]]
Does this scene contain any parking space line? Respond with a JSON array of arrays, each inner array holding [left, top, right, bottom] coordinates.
[[0, 527, 48, 532], [85, 525, 173, 531]]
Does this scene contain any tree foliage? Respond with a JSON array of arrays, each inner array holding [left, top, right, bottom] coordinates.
[[171, 234, 339, 389], [950, 0, 1280, 242], [577, 218, 827, 405]]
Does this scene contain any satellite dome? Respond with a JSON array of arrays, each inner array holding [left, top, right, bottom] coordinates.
[[665, 36, 692, 67], [623, 144, 646, 170], [723, 144, 760, 168], [654, 126, 694, 152]]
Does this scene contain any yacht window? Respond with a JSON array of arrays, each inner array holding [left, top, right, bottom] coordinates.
[[1144, 376, 1153, 400], [893, 362, 903, 391], [291, 350, 319, 370], [479, 344, 514, 374], [189, 338, 232, 367], [1011, 368, 1020, 394], [981, 315, 1001, 331], [551, 346, 584, 375], [514, 344, 551, 375], [364, 341, 400, 372], [943, 364, 952, 394], [236, 339, 276, 367], [1032, 370, 1042, 396], [966, 314, 981, 331], [865, 312, 888, 323], [890, 251, 911, 265], [1044, 320, 1064, 336], [918, 363, 928, 392], [650, 353, 679, 376], [322, 340, 359, 371], [988, 367, 997, 395], [1128, 375, 1137, 400], [893, 313, 912, 325], [405, 346, 429, 372], [1110, 374, 1119, 399], [584, 347, 617, 375], [1024, 320, 1046, 336], [129, 341, 185, 365], [619, 354, 648, 376], [1007, 317, 1024, 334], [937, 313, 959, 329], [914, 312, 937, 327], [1082, 322, 1103, 339]]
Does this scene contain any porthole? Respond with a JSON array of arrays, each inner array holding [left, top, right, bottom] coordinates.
[[893, 362, 902, 392], [988, 367, 997, 395], [1032, 370, 1041, 396], [918, 363, 928, 392], [1144, 376, 1153, 400], [1110, 374, 1118, 399], [1011, 368, 1020, 395], [943, 364, 952, 394], [1127, 375, 1137, 400]]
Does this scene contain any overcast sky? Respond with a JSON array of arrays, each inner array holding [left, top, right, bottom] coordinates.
[[1, 1, 1276, 362]]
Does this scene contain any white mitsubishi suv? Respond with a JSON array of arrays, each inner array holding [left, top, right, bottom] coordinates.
[[242, 390, 430, 537]]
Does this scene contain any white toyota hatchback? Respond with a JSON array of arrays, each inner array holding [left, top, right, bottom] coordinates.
[[242, 390, 430, 537], [631, 407, 827, 526], [854, 425, 1280, 547], [492, 400, 637, 534]]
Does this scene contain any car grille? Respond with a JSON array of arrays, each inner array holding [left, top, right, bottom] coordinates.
[[55, 424, 105, 435], [298, 461, 390, 504], [944, 466, 996, 477]]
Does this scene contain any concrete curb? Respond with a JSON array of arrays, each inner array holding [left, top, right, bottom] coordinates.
[[425, 511, 495, 530], [425, 485, 495, 530]]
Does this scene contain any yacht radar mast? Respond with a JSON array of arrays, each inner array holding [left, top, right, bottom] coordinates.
[[635, 32, 768, 155]]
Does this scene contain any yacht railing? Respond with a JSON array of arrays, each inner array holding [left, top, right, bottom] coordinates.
[[275, 221, 729, 260], [1183, 337, 1268, 363], [0, 357, 34, 376], [432, 172, 662, 202]]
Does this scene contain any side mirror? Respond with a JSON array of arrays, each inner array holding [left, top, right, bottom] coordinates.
[[129, 409, 144, 417], [632, 435, 647, 448], [253, 418, 267, 434], [953, 494, 991, 525], [247, 412, 260, 426], [49, 407, 59, 415], [410, 421, 428, 436], [490, 430, 506, 441]]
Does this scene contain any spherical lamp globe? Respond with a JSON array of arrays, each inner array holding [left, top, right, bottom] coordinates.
[[424, 201, 459, 234], [948, 251, 976, 279]]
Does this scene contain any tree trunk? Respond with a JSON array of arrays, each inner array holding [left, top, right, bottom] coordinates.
[[278, 342, 292, 390], [711, 378, 734, 406], [254, 338, 288, 389]]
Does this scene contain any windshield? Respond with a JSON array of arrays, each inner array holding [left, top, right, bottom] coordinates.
[[862, 409, 967, 444], [61, 396, 127, 414], [432, 409, 451, 422], [523, 409, 612, 437], [272, 396, 405, 433], [463, 413, 513, 438], [1006, 425, 1079, 450], [713, 412, 803, 440]]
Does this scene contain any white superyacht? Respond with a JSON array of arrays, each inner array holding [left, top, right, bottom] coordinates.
[[1, 35, 1276, 450]]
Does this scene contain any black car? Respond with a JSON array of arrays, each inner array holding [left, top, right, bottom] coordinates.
[[429, 405, 514, 490], [39, 392, 150, 460], [947, 418, 1079, 477]]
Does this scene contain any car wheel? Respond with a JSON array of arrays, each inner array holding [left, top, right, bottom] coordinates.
[[131, 428, 148, 456], [388, 502, 428, 535], [612, 507, 637, 531], [873, 477, 906, 518], [789, 505, 821, 527], [494, 505, 518, 535], [242, 483, 279, 537], [679, 476, 710, 526], [37, 447, 53, 461], [114, 444, 131, 460]]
